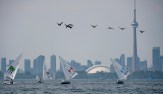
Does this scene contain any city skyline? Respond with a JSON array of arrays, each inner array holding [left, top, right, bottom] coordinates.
[[0, 0, 163, 69]]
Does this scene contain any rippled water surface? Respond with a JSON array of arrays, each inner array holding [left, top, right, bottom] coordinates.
[[0, 79, 163, 94]]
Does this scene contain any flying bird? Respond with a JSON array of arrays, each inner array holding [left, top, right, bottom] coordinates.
[[139, 30, 145, 33], [91, 25, 98, 28], [107, 27, 114, 30], [119, 27, 126, 30], [65, 24, 73, 29], [57, 22, 63, 26]]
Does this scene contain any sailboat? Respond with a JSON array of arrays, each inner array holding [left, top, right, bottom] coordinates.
[[59, 56, 78, 84], [37, 61, 52, 83], [4, 53, 23, 85], [37, 60, 46, 83], [43, 62, 53, 80], [110, 58, 130, 84]]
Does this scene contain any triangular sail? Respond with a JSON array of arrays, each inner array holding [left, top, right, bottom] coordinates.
[[110, 58, 130, 80], [43, 61, 52, 80], [59, 56, 78, 80], [6, 53, 23, 80], [42, 60, 46, 80], [36, 75, 39, 80]]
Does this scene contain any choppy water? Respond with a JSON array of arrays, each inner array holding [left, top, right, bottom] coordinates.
[[0, 79, 163, 94]]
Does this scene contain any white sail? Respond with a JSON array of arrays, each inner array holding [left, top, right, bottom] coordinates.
[[43, 61, 52, 80], [36, 75, 40, 80], [42, 60, 46, 80], [59, 56, 78, 80], [5, 53, 23, 80], [110, 58, 130, 80]]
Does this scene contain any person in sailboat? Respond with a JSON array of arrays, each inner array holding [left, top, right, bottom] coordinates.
[[10, 79, 13, 84], [38, 78, 43, 83]]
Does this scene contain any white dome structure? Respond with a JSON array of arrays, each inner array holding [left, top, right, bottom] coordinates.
[[86, 65, 110, 74]]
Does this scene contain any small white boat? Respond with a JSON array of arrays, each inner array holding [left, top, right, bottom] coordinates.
[[37, 60, 53, 83], [110, 58, 130, 84], [4, 53, 23, 85], [59, 56, 78, 84]]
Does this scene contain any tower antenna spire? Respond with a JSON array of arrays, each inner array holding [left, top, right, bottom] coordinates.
[[134, 0, 136, 10]]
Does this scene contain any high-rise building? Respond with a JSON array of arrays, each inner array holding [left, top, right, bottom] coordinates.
[[70, 60, 87, 71], [120, 54, 125, 67], [24, 59, 31, 73], [37, 55, 45, 75], [110, 64, 115, 73], [136, 57, 140, 71], [70, 60, 80, 71], [160, 56, 163, 72], [131, 0, 139, 72], [1, 58, 6, 73], [32, 55, 45, 75], [152, 47, 161, 71], [50, 55, 56, 76], [9, 60, 14, 66], [127, 57, 132, 72], [140, 60, 147, 71], [87, 60, 93, 68], [95, 60, 101, 65], [33, 59, 38, 75], [115, 58, 120, 64]]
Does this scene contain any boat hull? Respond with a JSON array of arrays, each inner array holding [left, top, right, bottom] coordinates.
[[116, 80, 124, 84], [61, 81, 70, 84], [4, 80, 15, 85], [37, 79, 44, 83]]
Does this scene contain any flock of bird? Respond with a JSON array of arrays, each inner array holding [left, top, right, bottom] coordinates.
[[57, 22, 145, 33]]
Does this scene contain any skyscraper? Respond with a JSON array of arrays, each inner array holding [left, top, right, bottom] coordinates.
[[127, 57, 132, 72], [95, 60, 101, 65], [131, 0, 139, 72], [152, 47, 160, 71], [140, 60, 147, 71], [24, 59, 31, 73], [9, 60, 14, 66], [37, 55, 45, 75], [160, 56, 163, 72], [110, 64, 115, 73], [115, 58, 120, 64], [1, 58, 6, 73], [87, 60, 93, 68], [33, 59, 38, 75], [70, 60, 81, 71], [50, 55, 56, 76], [120, 54, 125, 67]]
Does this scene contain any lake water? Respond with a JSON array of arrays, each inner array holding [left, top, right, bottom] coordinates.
[[0, 79, 163, 94]]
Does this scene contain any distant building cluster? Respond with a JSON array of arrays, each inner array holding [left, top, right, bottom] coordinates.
[[1, 47, 162, 75], [69, 60, 87, 71], [110, 47, 163, 73], [60, 59, 102, 72], [0, 54, 103, 76], [0, 55, 56, 77]]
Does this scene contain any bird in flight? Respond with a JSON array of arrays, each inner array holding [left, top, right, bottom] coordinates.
[[139, 30, 145, 33], [91, 25, 98, 28], [57, 22, 63, 26], [65, 24, 73, 29], [107, 27, 114, 30], [119, 27, 126, 30]]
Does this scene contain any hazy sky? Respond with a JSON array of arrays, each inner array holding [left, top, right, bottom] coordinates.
[[0, 0, 163, 70]]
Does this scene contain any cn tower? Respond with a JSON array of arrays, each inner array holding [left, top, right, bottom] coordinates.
[[131, 0, 138, 72]]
